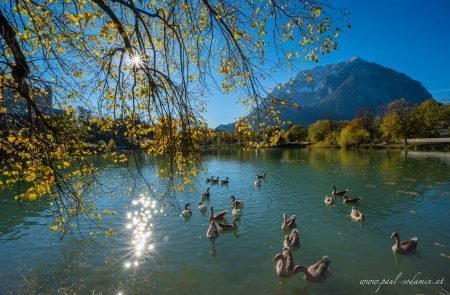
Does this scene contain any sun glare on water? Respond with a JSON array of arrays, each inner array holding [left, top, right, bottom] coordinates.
[[123, 193, 157, 269]]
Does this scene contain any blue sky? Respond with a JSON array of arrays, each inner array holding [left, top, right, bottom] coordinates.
[[204, 0, 450, 128]]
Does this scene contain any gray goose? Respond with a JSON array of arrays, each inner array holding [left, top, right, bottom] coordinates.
[[297, 256, 331, 282], [284, 229, 300, 249], [350, 206, 365, 222], [216, 218, 239, 232], [332, 186, 348, 196], [231, 201, 242, 218], [230, 196, 244, 208], [281, 213, 297, 230], [209, 206, 227, 222], [272, 248, 302, 277], [391, 232, 418, 254], [324, 195, 335, 206], [206, 220, 219, 239], [181, 203, 192, 218], [198, 202, 207, 213], [257, 173, 266, 179], [343, 195, 361, 204], [201, 187, 211, 199]]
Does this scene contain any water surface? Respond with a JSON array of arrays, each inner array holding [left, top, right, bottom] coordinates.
[[0, 149, 449, 294]]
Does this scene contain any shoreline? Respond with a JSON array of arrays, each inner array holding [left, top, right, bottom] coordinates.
[[200, 142, 450, 151]]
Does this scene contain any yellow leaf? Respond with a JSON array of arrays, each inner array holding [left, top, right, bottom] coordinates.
[[27, 193, 37, 201], [24, 172, 36, 182]]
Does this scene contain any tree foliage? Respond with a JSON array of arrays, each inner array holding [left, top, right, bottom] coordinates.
[[337, 118, 370, 148], [308, 119, 331, 143], [380, 99, 418, 142], [414, 99, 450, 137], [285, 124, 308, 142], [0, 0, 348, 234]]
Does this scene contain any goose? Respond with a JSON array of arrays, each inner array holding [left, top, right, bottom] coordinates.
[[221, 177, 230, 185], [216, 217, 239, 232], [205, 176, 213, 183], [201, 187, 211, 199], [272, 249, 302, 277], [209, 206, 227, 222], [181, 203, 192, 218], [332, 186, 348, 196], [230, 196, 244, 208], [343, 195, 361, 204], [281, 213, 297, 230], [284, 229, 300, 249], [211, 177, 220, 184], [350, 206, 365, 222], [231, 201, 242, 218], [198, 202, 207, 213], [324, 195, 335, 206], [254, 178, 262, 186], [296, 256, 331, 282], [391, 232, 418, 255], [206, 220, 219, 239], [257, 173, 266, 179]]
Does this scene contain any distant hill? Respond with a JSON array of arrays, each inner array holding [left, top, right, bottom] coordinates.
[[216, 57, 432, 131]]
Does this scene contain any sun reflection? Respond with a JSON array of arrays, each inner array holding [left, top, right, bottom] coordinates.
[[123, 193, 158, 269]]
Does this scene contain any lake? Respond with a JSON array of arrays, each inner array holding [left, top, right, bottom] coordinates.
[[0, 149, 449, 294]]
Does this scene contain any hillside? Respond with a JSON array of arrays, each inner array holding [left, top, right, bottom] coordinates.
[[216, 57, 432, 131]]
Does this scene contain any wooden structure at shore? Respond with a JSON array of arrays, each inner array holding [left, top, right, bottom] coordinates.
[[406, 138, 450, 145]]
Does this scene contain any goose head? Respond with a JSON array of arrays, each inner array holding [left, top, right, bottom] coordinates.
[[291, 215, 297, 220], [230, 196, 236, 202], [321, 255, 329, 263], [184, 203, 190, 210], [390, 232, 399, 239], [207, 187, 210, 192], [351, 206, 357, 212], [343, 195, 349, 201], [272, 253, 284, 262]]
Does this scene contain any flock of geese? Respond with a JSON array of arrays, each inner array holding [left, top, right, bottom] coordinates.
[[323, 186, 418, 256], [324, 186, 365, 222], [181, 175, 247, 238], [180, 174, 419, 283]]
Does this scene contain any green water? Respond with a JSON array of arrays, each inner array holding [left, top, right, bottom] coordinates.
[[0, 149, 449, 294]]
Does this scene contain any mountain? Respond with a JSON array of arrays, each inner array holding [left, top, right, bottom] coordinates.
[[216, 57, 432, 131]]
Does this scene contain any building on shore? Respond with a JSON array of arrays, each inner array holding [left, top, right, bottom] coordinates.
[[1, 84, 59, 116]]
